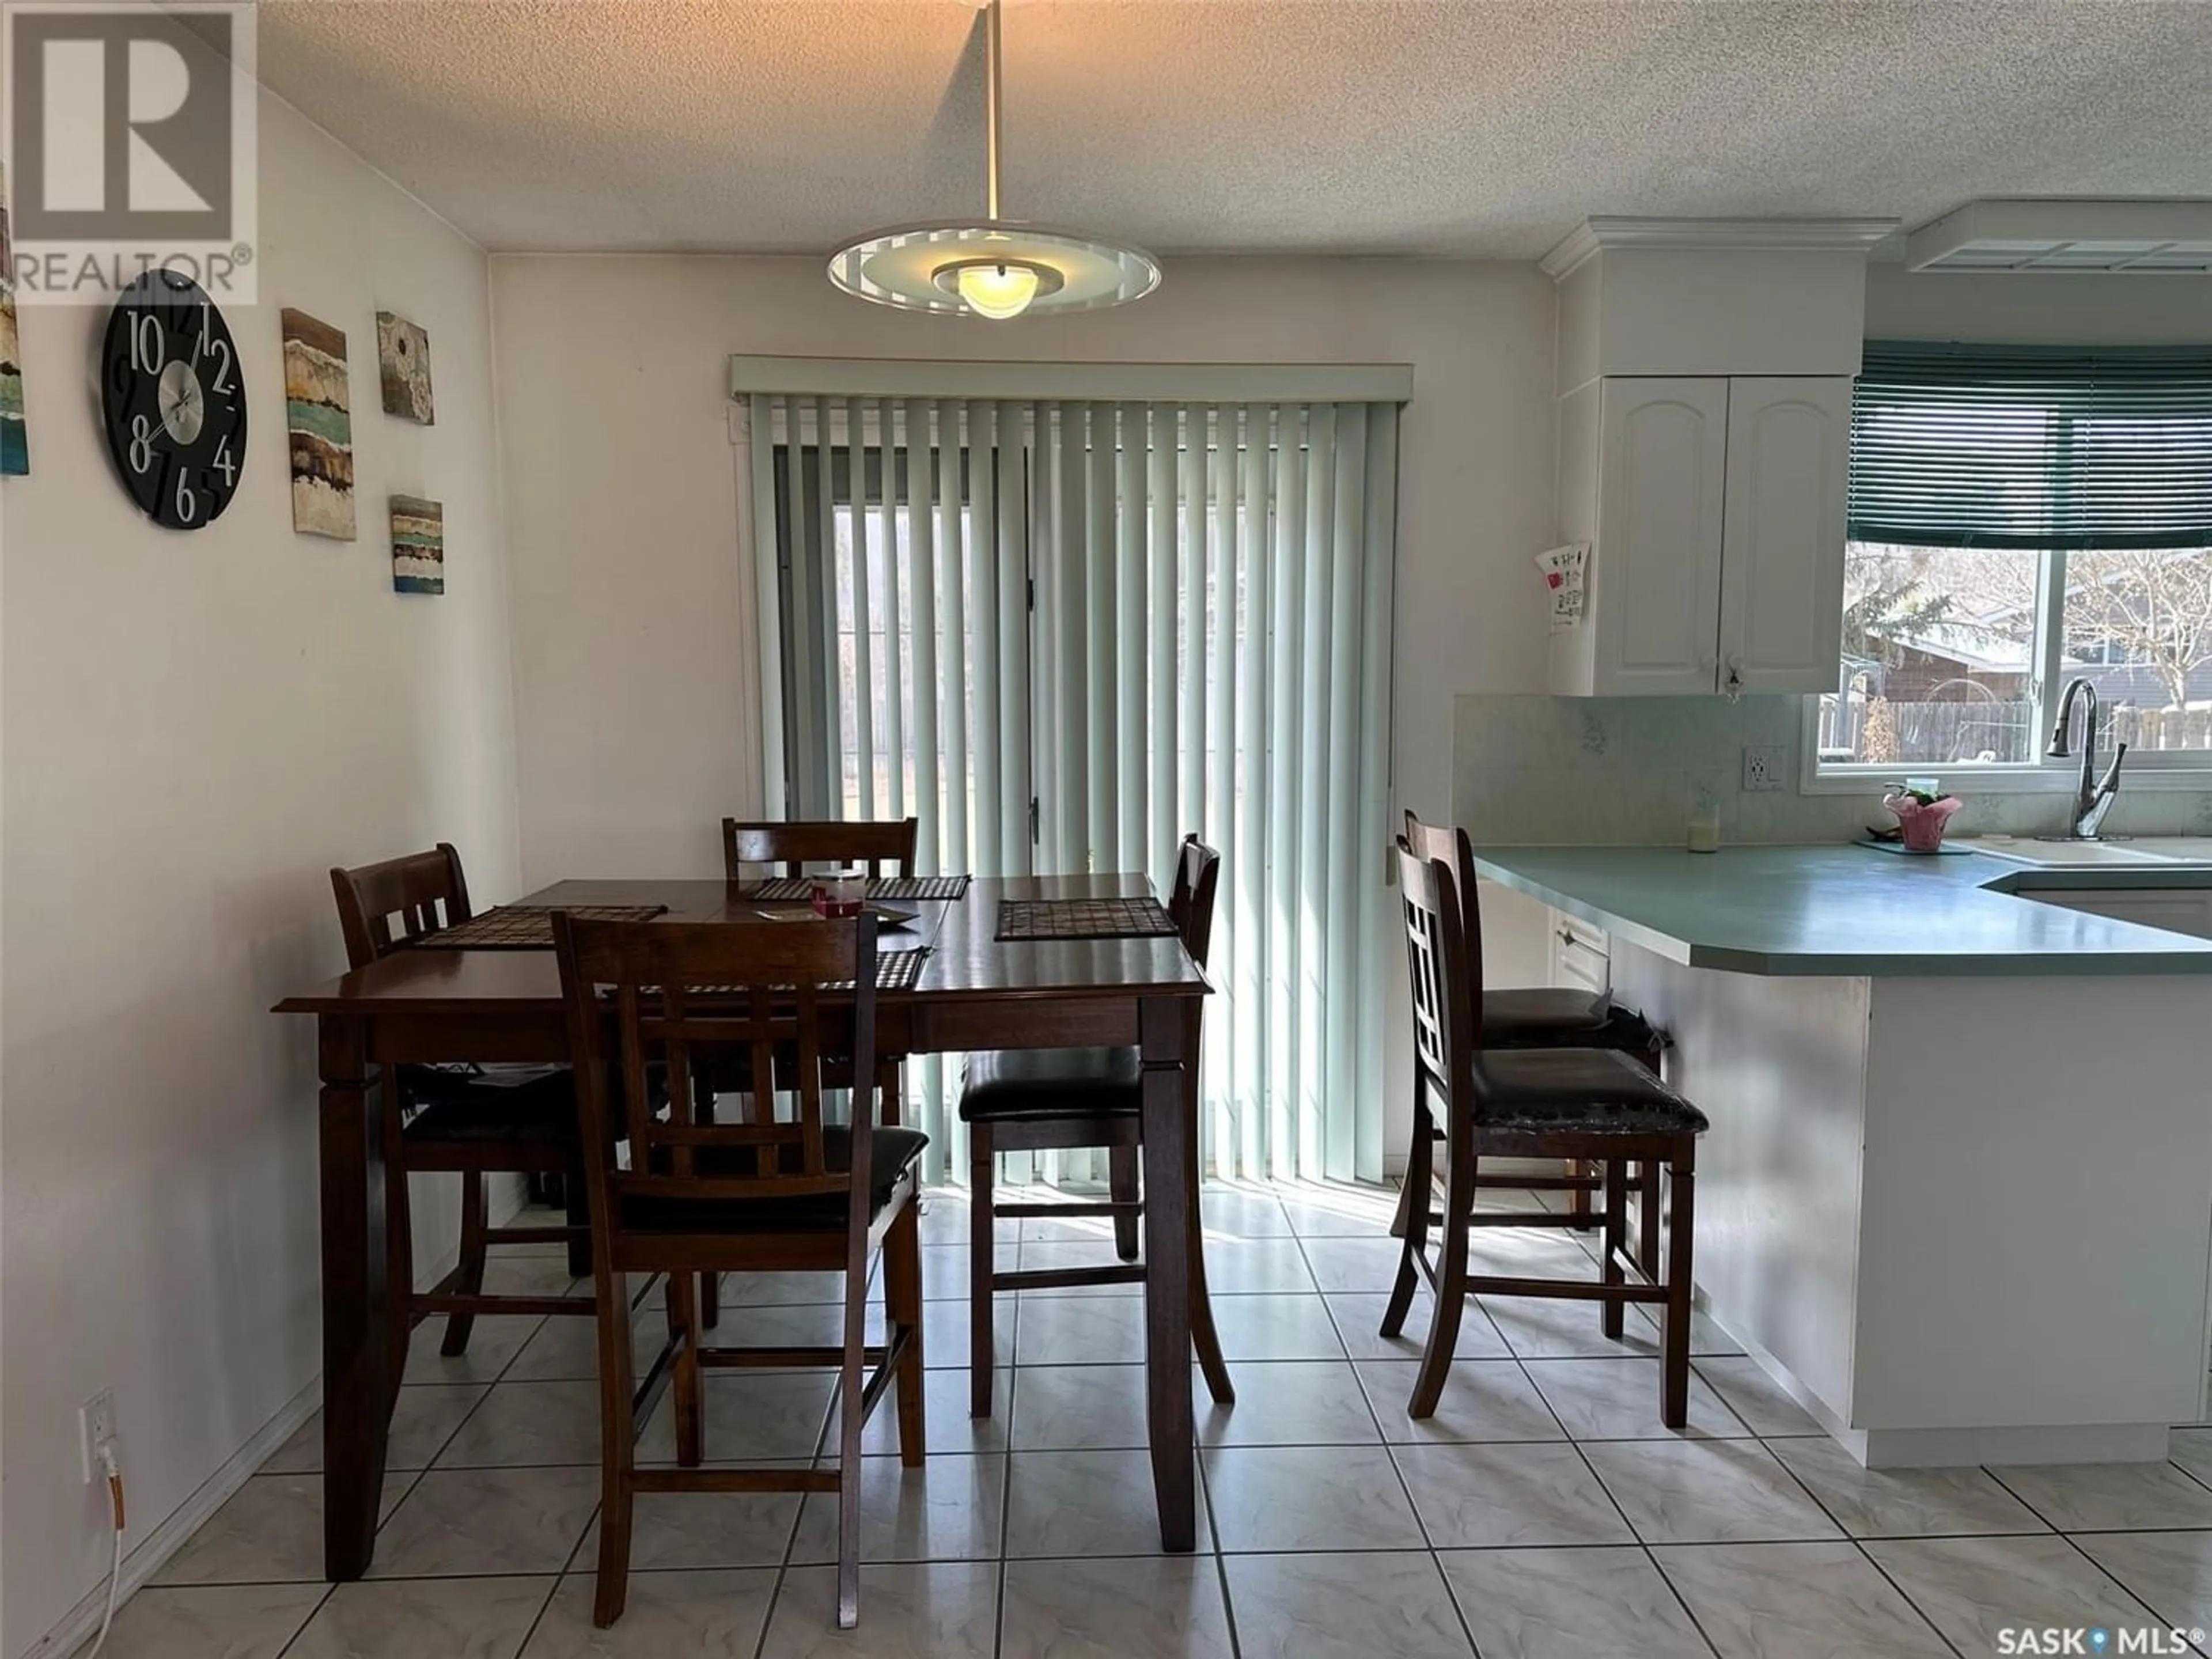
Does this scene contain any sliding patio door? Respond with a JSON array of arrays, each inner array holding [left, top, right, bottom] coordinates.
[[747, 392, 1399, 1185]]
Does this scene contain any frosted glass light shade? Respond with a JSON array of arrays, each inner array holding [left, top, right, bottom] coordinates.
[[954, 262, 1041, 320], [827, 222, 1160, 318]]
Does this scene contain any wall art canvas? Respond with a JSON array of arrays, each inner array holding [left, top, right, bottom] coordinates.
[[0, 165, 27, 476], [391, 495, 444, 594], [375, 310, 434, 425], [280, 308, 355, 538]]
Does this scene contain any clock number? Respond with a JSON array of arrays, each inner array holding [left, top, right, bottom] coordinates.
[[206, 336, 235, 396], [127, 414, 156, 475], [131, 312, 165, 375], [214, 434, 237, 487], [174, 468, 198, 525]]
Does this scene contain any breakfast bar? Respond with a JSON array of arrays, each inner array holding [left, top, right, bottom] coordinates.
[[1475, 844, 2212, 1468]]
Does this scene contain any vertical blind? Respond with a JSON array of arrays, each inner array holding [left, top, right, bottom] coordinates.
[[1850, 342, 2212, 550], [747, 393, 1401, 1185]]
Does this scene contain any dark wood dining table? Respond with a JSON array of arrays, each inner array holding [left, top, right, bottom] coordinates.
[[275, 872, 1210, 1581]]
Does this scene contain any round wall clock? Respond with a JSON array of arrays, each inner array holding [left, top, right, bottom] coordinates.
[[100, 270, 247, 530]]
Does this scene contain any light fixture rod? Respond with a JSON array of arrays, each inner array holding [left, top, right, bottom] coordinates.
[[983, 0, 1003, 222]]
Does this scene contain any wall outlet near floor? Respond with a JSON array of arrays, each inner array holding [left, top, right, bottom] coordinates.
[[1743, 744, 1790, 793], [79, 1389, 118, 1484]]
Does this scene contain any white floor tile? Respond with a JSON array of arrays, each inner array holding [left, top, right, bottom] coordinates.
[[1439, 1546, 1713, 1659], [999, 1555, 1234, 1659], [1393, 1441, 1635, 1548], [1225, 1552, 1474, 1659], [1654, 1540, 1950, 1658], [285, 1577, 552, 1659], [1355, 1359, 1565, 1444], [1581, 1440, 1843, 1545], [1767, 1437, 2050, 1538], [521, 1569, 775, 1658], [1203, 1444, 1427, 1552]]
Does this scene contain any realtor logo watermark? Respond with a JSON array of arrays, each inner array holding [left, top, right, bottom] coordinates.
[[2, 1, 257, 303], [1998, 1627, 2206, 1655]]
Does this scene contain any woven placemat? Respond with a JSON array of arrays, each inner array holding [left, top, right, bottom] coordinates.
[[996, 897, 1177, 941], [419, 904, 668, 949], [673, 948, 929, 995], [748, 874, 971, 903]]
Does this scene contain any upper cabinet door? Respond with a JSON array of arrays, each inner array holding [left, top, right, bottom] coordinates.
[[1593, 377, 1729, 695], [1718, 377, 1852, 696]]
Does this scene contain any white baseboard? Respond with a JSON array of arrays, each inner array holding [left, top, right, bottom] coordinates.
[[20, 1190, 531, 1659], [19, 1374, 323, 1659]]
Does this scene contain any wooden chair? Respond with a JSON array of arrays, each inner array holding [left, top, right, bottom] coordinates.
[[721, 816, 920, 881], [330, 844, 599, 1358], [1392, 812, 1668, 1238], [718, 816, 919, 1131], [960, 834, 1233, 1417], [1385, 840, 1707, 1426], [553, 911, 925, 1631]]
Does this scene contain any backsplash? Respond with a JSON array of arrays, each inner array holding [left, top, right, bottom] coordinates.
[[1452, 694, 2212, 847]]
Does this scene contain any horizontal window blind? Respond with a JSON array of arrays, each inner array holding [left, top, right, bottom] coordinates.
[[1850, 342, 2212, 551]]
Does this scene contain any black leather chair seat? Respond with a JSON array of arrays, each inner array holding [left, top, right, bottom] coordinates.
[[1482, 991, 1658, 1054], [619, 1126, 929, 1234], [1472, 1048, 1710, 1138], [400, 1064, 579, 1145], [957, 1047, 1141, 1122]]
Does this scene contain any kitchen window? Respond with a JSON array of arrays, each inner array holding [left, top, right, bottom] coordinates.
[[1813, 343, 2212, 784]]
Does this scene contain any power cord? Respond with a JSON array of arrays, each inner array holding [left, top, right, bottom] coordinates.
[[82, 1447, 126, 1659]]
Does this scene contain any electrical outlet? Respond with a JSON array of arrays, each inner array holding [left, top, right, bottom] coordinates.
[[80, 1389, 118, 1484], [1743, 744, 1789, 793]]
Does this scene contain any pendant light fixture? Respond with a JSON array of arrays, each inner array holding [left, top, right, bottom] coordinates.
[[827, 0, 1160, 320]]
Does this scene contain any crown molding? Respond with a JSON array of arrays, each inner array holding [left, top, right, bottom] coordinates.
[[1540, 216, 1902, 279]]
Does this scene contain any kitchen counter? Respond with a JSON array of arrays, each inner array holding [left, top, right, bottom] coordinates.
[[1471, 843, 2212, 976], [1471, 840, 2212, 1471]]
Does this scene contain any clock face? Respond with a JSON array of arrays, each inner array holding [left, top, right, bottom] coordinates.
[[100, 271, 248, 531]]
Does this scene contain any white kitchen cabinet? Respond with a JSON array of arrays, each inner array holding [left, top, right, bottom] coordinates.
[[1550, 374, 1852, 698]]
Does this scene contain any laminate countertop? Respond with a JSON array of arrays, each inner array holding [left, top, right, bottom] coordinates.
[[1469, 843, 2212, 977]]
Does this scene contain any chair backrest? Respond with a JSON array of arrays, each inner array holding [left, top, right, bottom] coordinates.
[[1396, 840, 1478, 1131], [1168, 833, 1224, 968], [721, 818, 919, 882], [552, 913, 881, 1256], [1403, 810, 1485, 994], [330, 843, 473, 968]]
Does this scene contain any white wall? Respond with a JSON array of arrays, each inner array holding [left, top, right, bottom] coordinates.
[[0, 94, 520, 1656], [490, 254, 1559, 885]]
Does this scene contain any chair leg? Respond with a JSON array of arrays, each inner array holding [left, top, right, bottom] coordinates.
[[440, 1172, 487, 1357], [1409, 1127, 1475, 1418], [1601, 1159, 1627, 1341], [1638, 1161, 1662, 1283], [565, 1172, 593, 1279], [381, 1089, 416, 1390], [1381, 1105, 1434, 1338], [834, 1237, 870, 1630], [885, 1200, 926, 1467], [591, 1247, 639, 1628], [668, 1271, 704, 1468], [969, 1124, 997, 1418], [699, 1271, 720, 1331], [879, 1056, 902, 1127], [1109, 1146, 1141, 1261], [1567, 1159, 1598, 1231], [1661, 1150, 1698, 1431], [1185, 1101, 1234, 1406]]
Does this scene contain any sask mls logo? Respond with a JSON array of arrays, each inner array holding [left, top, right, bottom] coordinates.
[[2, 1, 258, 303]]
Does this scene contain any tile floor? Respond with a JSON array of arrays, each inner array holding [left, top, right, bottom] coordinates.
[[92, 1181, 2212, 1658]]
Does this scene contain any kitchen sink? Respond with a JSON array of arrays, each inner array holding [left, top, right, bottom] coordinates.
[[1968, 836, 2212, 870]]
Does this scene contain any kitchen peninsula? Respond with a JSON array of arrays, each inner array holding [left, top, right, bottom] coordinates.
[[1476, 843, 2212, 1469]]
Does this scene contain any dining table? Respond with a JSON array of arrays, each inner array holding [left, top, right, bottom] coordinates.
[[275, 870, 1211, 1581]]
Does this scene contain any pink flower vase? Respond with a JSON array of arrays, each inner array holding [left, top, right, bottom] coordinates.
[[1884, 791, 1963, 853]]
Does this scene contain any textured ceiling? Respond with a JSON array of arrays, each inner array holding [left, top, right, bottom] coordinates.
[[253, 1, 2212, 259]]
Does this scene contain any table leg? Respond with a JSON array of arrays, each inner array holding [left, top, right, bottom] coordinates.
[[1138, 995, 1196, 1553], [319, 1014, 391, 1581]]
